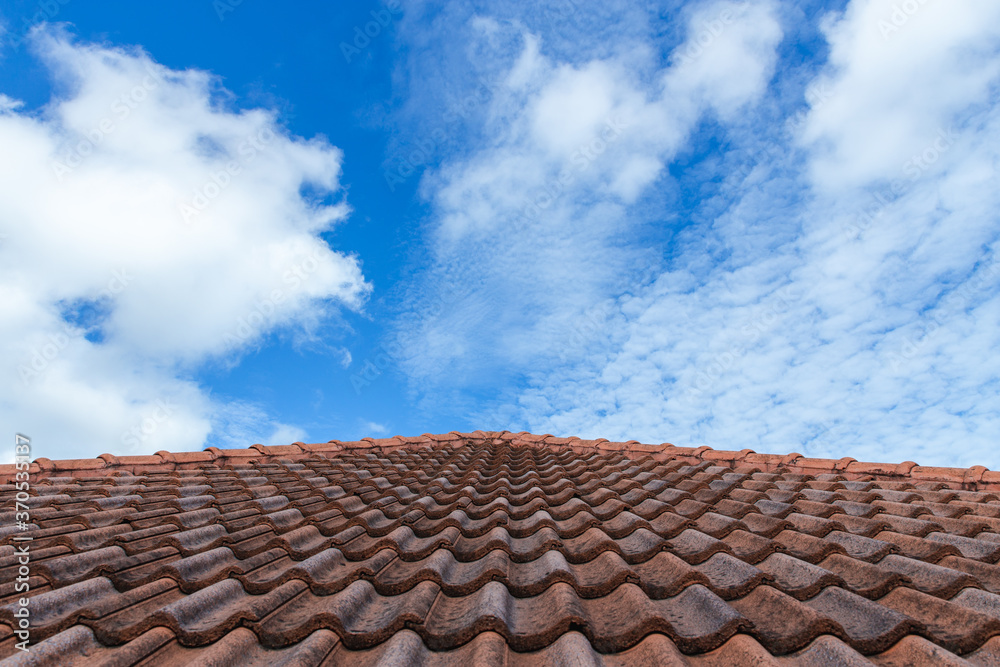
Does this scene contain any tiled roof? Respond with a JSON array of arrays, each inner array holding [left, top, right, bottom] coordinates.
[[1, 431, 1000, 665]]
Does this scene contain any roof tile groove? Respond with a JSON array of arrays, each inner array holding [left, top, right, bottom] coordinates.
[[1, 432, 999, 664]]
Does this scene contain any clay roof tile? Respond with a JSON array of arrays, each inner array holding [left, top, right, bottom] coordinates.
[[2, 431, 998, 663]]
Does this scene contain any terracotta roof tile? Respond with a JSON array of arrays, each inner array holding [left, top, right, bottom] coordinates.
[[1, 432, 1000, 663]]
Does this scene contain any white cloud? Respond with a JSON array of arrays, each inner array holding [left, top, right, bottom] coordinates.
[[800, 0, 1000, 191], [668, 1, 785, 119], [206, 402, 309, 449], [509, 0, 1000, 467], [395, 1, 1000, 468], [0, 94, 22, 113], [360, 420, 389, 436], [529, 61, 620, 157], [0, 29, 369, 459], [395, 2, 783, 389]]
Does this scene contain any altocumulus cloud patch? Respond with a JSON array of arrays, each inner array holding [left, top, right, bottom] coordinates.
[[387, 0, 1000, 468]]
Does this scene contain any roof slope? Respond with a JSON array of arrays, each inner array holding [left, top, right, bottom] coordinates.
[[0, 431, 999, 665]]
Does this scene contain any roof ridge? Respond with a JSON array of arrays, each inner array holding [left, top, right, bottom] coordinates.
[[0, 431, 996, 491]]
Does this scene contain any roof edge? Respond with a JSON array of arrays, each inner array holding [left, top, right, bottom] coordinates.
[[1, 431, 996, 492]]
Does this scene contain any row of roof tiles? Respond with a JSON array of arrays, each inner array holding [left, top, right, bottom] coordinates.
[[0, 431, 997, 491], [6, 574, 1000, 655], [2, 439, 1000, 664], [8, 627, 1000, 666]]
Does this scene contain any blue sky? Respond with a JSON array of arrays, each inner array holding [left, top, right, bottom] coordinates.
[[1, 0, 998, 468]]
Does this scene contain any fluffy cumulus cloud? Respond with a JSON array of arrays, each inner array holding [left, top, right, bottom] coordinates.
[[801, 0, 1000, 191], [0, 29, 368, 460], [394, 0, 1000, 467]]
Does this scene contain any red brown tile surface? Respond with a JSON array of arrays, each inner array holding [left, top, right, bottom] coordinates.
[[1, 431, 1000, 664]]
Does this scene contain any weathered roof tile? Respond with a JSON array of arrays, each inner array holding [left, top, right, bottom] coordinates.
[[1, 432, 999, 663]]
